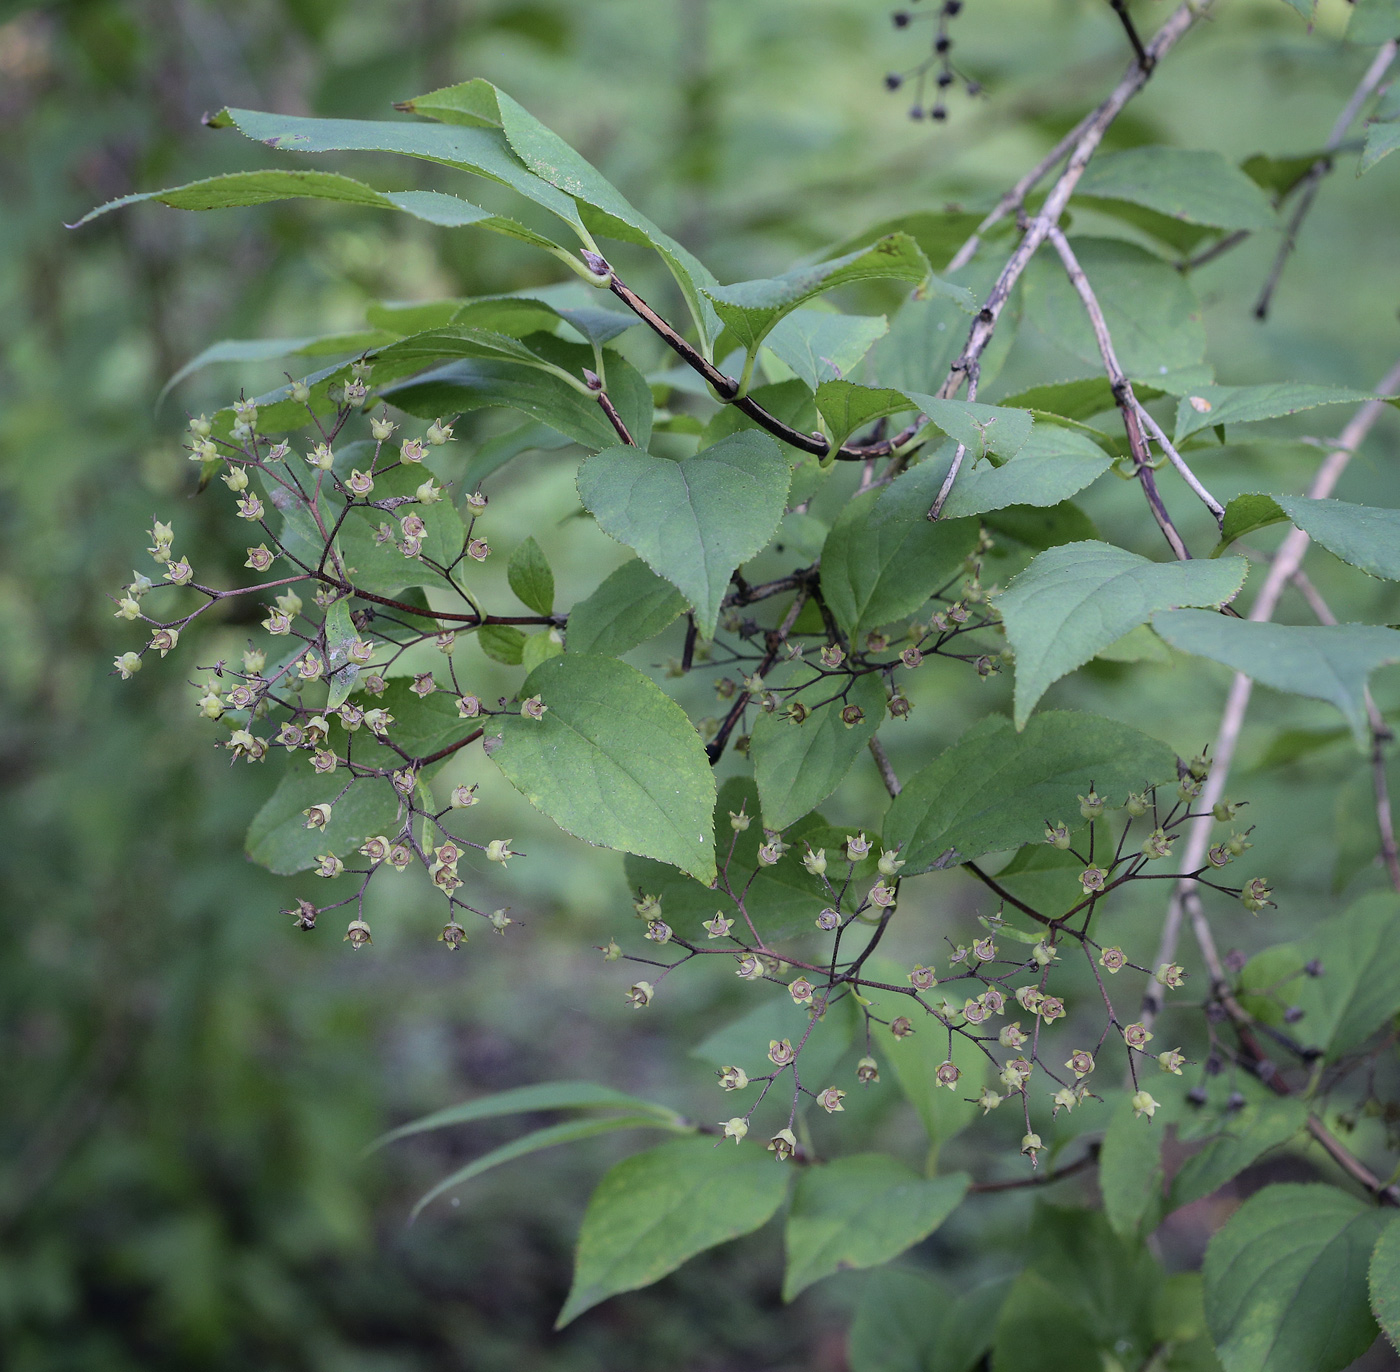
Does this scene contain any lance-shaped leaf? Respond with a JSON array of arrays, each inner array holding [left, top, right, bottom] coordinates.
[[1204, 1183, 1388, 1372], [74, 166, 571, 254], [1168, 1099, 1309, 1213], [883, 712, 1178, 874], [999, 542, 1247, 726], [932, 425, 1113, 519], [565, 559, 688, 657], [1152, 610, 1400, 747], [783, 1156, 968, 1299], [507, 535, 555, 615], [819, 461, 979, 640], [848, 1269, 1008, 1372], [323, 599, 361, 712], [1173, 382, 1383, 443], [1276, 495, 1400, 581], [749, 670, 887, 830], [577, 431, 790, 637], [491, 654, 717, 882], [397, 79, 723, 349], [705, 234, 938, 361], [557, 1136, 791, 1326], [206, 106, 590, 236]]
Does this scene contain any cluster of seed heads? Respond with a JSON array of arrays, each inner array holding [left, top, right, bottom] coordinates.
[[885, 0, 981, 123]]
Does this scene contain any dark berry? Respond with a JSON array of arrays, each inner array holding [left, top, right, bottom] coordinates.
[[885, 72, 903, 90], [935, 34, 951, 52], [1284, 1005, 1305, 1023], [1304, 958, 1324, 977], [1226, 1090, 1246, 1111], [944, 0, 963, 12], [1187, 1085, 1209, 1107], [909, 105, 925, 120], [931, 104, 947, 121], [937, 69, 955, 87], [893, 11, 911, 27]]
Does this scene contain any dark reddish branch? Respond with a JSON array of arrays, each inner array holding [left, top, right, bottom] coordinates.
[[337, 582, 558, 626], [969, 1142, 1100, 1193], [415, 727, 484, 768]]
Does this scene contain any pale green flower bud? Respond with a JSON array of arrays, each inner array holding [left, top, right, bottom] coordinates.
[[114, 651, 142, 679], [722, 1117, 749, 1143]]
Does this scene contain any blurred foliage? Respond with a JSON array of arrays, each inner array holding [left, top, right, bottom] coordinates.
[[1, 0, 1399, 1368]]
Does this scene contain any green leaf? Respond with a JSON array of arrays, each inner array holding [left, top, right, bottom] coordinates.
[[705, 234, 940, 360], [1075, 148, 1276, 233], [477, 624, 526, 665], [381, 336, 653, 452], [764, 309, 889, 389], [982, 501, 1098, 551], [1276, 496, 1400, 581], [783, 1156, 967, 1300], [565, 559, 688, 657], [819, 463, 980, 640], [1290, 891, 1400, 1058], [932, 424, 1112, 519], [998, 543, 1247, 726], [1369, 1217, 1400, 1353], [1280, 0, 1315, 18], [463, 420, 575, 490], [998, 377, 1123, 422], [865, 973, 988, 1154], [1099, 1093, 1165, 1241], [1024, 238, 1207, 379], [1361, 119, 1400, 174], [1348, 0, 1400, 45], [339, 465, 468, 598], [507, 535, 555, 615], [208, 105, 590, 236], [848, 1268, 1008, 1372], [993, 1204, 1162, 1372], [323, 599, 360, 711], [557, 1135, 791, 1326], [1168, 1099, 1309, 1213], [1152, 611, 1400, 747], [520, 628, 565, 672], [1241, 151, 1331, 201], [246, 762, 402, 876], [883, 711, 1178, 874], [900, 392, 1034, 462], [1211, 493, 1288, 557], [491, 654, 717, 881], [373, 1080, 686, 1148], [813, 381, 915, 453], [410, 1115, 685, 1219], [410, 79, 724, 351], [1204, 1182, 1388, 1372], [1173, 383, 1381, 443], [691, 988, 857, 1088], [1097, 623, 1173, 664], [577, 431, 791, 637], [750, 671, 887, 830]]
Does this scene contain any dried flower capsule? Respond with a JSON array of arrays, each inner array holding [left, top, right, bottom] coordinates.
[[981, 987, 1006, 1016], [1100, 946, 1127, 973], [302, 802, 333, 830], [1080, 864, 1107, 894], [1014, 986, 1043, 1013], [817, 1086, 846, 1113], [908, 964, 938, 991], [820, 642, 845, 668], [451, 784, 478, 809], [521, 695, 548, 721], [1078, 789, 1104, 820], [816, 908, 840, 931], [718, 1066, 749, 1091], [1037, 995, 1065, 1022], [1123, 1022, 1153, 1049], [973, 936, 997, 962], [1066, 1049, 1095, 1079], [735, 954, 764, 981], [644, 919, 672, 944], [624, 981, 654, 1009], [1155, 962, 1187, 989], [703, 913, 734, 939], [767, 1128, 798, 1161], [856, 1055, 880, 1084], [789, 978, 815, 1007], [867, 880, 896, 909], [1158, 1048, 1186, 1075], [1240, 877, 1273, 912], [439, 922, 468, 950], [846, 832, 872, 861], [315, 853, 344, 879], [344, 918, 371, 948], [999, 1021, 1027, 1049], [935, 1061, 960, 1090], [889, 1016, 915, 1039], [1045, 822, 1071, 849], [840, 703, 866, 729], [485, 839, 518, 865]]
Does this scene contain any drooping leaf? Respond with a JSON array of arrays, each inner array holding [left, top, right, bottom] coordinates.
[[883, 712, 1178, 874], [207, 105, 590, 237], [403, 79, 724, 351], [823, 209, 988, 271], [1276, 496, 1400, 581], [1099, 1094, 1165, 1241], [900, 392, 1034, 461], [1168, 1099, 1309, 1213], [1024, 238, 1207, 380], [1211, 493, 1289, 557], [813, 381, 916, 453], [1075, 148, 1276, 235], [577, 431, 791, 637], [705, 234, 941, 360], [323, 598, 361, 711], [373, 1080, 687, 1148], [1204, 1183, 1388, 1372], [507, 535, 555, 615], [409, 1115, 686, 1218], [819, 462, 980, 640], [556, 1136, 791, 1325], [381, 335, 654, 451], [848, 1268, 1008, 1372], [1369, 1217, 1400, 1352], [1288, 891, 1400, 1059], [932, 424, 1112, 519], [491, 654, 717, 881], [566, 559, 688, 657], [520, 628, 565, 672], [1173, 383, 1382, 443], [1152, 611, 1400, 747], [982, 501, 1099, 551], [764, 309, 889, 389], [749, 671, 887, 830], [998, 542, 1247, 726], [783, 1156, 968, 1299]]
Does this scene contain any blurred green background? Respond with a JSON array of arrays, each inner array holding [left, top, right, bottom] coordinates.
[[2, 0, 1399, 1367]]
